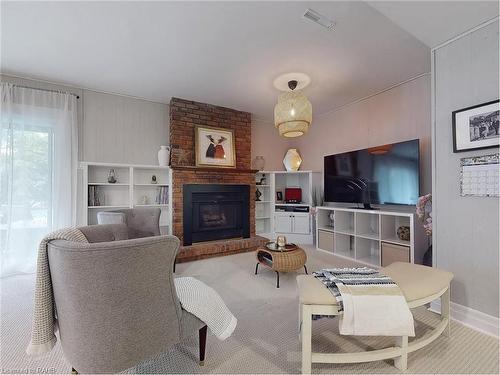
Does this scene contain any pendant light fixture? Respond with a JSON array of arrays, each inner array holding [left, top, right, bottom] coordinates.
[[274, 75, 312, 138]]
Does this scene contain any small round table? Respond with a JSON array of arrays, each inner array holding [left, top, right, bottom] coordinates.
[[254, 244, 308, 288]]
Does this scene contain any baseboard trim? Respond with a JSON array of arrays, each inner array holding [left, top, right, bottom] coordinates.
[[430, 300, 499, 338]]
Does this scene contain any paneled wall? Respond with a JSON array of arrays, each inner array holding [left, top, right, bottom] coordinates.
[[82, 91, 168, 165], [433, 21, 499, 317], [0, 74, 169, 165], [287, 75, 432, 194], [251, 75, 431, 194]]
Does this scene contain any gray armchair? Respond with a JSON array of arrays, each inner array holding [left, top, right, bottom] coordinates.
[[97, 208, 178, 272], [47, 224, 206, 374], [97, 208, 161, 238]]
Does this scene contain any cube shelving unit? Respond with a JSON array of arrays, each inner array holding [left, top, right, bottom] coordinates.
[[315, 206, 427, 267]]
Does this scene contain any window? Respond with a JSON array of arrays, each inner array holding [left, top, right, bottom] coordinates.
[[1, 83, 78, 277]]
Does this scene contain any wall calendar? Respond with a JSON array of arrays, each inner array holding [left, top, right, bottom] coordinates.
[[460, 153, 499, 197]]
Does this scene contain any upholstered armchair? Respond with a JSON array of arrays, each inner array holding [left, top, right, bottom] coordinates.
[[97, 208, 178, 272], [97, 208, 161, 237], [47, 224, 206, 374]]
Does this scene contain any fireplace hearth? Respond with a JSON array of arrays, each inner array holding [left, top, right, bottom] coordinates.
[[183, 184, 250, 246]]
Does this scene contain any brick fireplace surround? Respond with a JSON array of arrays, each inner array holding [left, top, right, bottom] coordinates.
[[169, 97, 267, 263]]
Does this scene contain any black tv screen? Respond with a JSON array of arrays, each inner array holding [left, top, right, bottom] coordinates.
[[324, 139, 420, 206]]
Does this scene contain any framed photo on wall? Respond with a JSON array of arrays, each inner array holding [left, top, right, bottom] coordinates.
[[195, 125, 236, 168], [452, 99, 499, 153]]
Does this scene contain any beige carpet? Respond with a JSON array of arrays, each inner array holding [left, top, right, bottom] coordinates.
[[1, 245, 498, 374]]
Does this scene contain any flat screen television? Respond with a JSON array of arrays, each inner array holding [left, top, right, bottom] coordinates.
[[324, 139, 420, 208]]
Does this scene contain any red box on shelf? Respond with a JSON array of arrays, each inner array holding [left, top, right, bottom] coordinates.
[[285, 188, 302, 203]]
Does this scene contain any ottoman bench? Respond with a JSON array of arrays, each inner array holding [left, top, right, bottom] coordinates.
[[297, 262, 454, 374]]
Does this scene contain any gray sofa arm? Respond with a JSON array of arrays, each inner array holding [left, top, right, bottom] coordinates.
[[48, 235, 181, 373]]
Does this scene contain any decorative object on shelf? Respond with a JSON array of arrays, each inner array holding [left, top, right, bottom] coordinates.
[[255, 188, 262, 201], [276, 235, 287, 248], [107, 169, 117, 184], [257, 176, 266, 185], [276, 190, 283, 203], [157, 145, 171, 166], [151, 175, 157, 184], [273, 74, 312, 138], [329, 212, 335, 228], [195, 125, 236, 168], [285, 187, 302, 203], [396, 226, 410, 241], [452, 99, 499, 153], [460, 153, 499, 197], [416, 194, 432, 266], [283, 148, 303, 171], [252, 156, 265, 171], [141, 195, 149, 205]]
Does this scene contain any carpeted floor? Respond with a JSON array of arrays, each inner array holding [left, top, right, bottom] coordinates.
[[1, 245, 498, 374]]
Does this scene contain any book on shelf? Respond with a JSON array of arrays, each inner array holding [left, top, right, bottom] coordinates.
[[88, 186, 101, 206], [155, 186, 169, 204]]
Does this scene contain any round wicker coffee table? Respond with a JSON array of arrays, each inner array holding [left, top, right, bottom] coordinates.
[[254, 244, 308, 288]]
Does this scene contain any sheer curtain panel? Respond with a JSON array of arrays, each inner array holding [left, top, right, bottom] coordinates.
[[0, 83, 78, 276]]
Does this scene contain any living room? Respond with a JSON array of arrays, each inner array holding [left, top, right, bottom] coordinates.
[[1, 1, 499, 374]]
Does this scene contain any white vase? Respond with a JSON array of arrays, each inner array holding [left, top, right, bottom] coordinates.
[[158, 145, 170, 166], [252, 156, 265, 171]]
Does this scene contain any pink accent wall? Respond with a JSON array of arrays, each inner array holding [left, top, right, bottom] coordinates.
[[251, 75, 431, 194], [251, 118, 291, 171]]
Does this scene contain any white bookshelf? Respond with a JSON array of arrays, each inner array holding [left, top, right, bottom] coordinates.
[[255, 171, 274, 238], [254, 170, 321, 244], [81, 162, 172, 235], [315, 206, 426, 267]]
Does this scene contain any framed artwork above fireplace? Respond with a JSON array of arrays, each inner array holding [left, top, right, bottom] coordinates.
[[195, 125, 236, 168]]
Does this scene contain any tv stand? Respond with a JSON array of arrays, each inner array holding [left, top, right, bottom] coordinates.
[[315, 206, 427, 267]]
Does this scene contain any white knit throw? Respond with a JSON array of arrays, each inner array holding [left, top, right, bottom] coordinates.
[[26, 228, 89, 356], [174, 277, 237, 340]]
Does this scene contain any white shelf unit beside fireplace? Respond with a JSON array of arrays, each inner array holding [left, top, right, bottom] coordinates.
[[254, 170, 320, 244], [315, 206, 427, 267], [80, 162, 172, 235], [254, 171, 274, 238]]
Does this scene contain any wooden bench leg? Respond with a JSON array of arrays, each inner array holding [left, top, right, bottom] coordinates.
[[442, 287, 451, 337], [199, 325, 207, 366], [394, 336, 408, 371], [301, 305, 312, 374]]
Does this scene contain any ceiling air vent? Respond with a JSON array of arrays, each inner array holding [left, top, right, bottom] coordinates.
[[303, 8, 335, 30]]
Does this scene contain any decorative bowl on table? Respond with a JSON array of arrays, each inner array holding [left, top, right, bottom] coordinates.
[[265, 242, 298, 252]]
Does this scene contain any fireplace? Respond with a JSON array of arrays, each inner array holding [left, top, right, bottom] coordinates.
[[183, 184, 250, 246]]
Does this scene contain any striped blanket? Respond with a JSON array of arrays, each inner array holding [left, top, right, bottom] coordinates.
[[314, 267, 415, 337]]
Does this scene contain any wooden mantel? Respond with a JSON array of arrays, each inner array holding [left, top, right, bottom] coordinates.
[[171, 165, 259, 174]]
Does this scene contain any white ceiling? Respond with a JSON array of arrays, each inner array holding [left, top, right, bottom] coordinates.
[[1, 1, 495, 119], [368, 1, 499, 48]]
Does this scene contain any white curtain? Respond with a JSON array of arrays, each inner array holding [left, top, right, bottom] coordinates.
[[0, 83, 78, 277]]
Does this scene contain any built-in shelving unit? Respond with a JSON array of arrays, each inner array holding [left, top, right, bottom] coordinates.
[[255, 171, 274, 238], [316, 206, 426, 267], [254, 170, 321, 244], [81, 162, 172, 234]]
